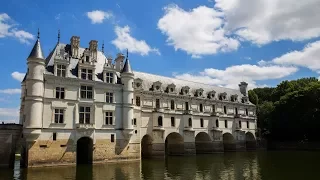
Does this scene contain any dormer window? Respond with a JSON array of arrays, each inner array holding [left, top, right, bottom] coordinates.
[[207, 90, 216, 99], [152, 81, 162, 91], [57, 64, 66, 77], [219, 92, 227, 101], [134, 78, 143, 90], [231, 94, 238, 102], [242, 96, 248, 103], [106, 72, 114, 83], [181, 86, 190, 95], [166, 83, 176, 93], [85, 56, 89, 62], [81, 69, 93, 80], [195, 88, 204, 97]]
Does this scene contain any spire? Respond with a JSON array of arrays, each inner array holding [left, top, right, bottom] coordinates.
[[102, 41, 104, 53], [57, 29, 60, 43], [121, 49, 132, 73], [28, 28, 44, 60]]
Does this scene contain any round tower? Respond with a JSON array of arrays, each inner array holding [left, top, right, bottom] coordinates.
[[121, 53, 134, 132], [24, 30, 45, 136]]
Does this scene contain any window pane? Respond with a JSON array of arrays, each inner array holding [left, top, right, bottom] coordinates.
[[61, 91, 65, 99], [80, 106, 84, 112], [81, 91, 86, 98], [85, 107, 90, 112], [62, 70, 66, 77], [79, 114, 84, 124], [59, 114, 64, 123], [54, 114, 59, 123], [88, 91, 92, 99], [85, 114, 90, 124]]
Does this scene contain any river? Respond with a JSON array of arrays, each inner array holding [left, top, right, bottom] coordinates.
[[1, 151, 319, 180]]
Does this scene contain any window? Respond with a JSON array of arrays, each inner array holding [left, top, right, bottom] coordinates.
[[136, 96, 141, 106], [158, 116, 163, 126], [185, 102, 189, 110], [247, 121, 249, 129], [235, 108, 238, 115], [239, 121, 242, 128], [200, 118, 204, 127], [111, 134, 115, 142], [132, 98, 133, 104], [216, 119, 219, 127], [199, 104, 203, 112], [133, 118, 137, 126], [55, 87, 65, 99], [106, 72, 113, 83], [224, 120, 228, 128], [212, 105, 216, 113], [57, 64, 66, 77], [224, 106, 227, 114], [53, 133, 57, 141], [105, 112, 113, 125], [156, 99, 160, 108], [81, 69, 93, 80], [188, 118, 192, 127], [86, 56, 89, 62], [246, 109, 248, 116], [106, 92, 113, 103], [79, 106, 90, 124], [171, 117, 175, 127], [54, 109, 64, 123], [80, 86, 93, 99], [170, 100, 175, 110]]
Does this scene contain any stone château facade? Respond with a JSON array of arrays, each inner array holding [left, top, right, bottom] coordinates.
[[20, 32, 257, 167]]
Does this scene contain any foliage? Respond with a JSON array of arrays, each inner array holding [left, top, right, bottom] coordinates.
[[254, 77, 320, 142]]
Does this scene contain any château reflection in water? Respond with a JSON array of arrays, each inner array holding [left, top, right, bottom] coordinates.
[[3, 152, 320, 180]]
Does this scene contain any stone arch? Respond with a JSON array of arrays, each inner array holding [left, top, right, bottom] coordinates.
[[195, 132, 213, 154], [77, 136, 93, 165], [246, 132, 256, 150], [141, 134, 153, 158], [165, 132, 184, 156], [223, 133, 236, 151]]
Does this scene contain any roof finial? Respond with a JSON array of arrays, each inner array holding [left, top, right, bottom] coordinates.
[[126, 48, 128, 59], [37, 28, 40, 40], [102, 41, 104, 53], [57, 29, 60, 43]]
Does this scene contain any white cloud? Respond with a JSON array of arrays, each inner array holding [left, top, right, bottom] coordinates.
[[0, 108, 19, 118], [112, 26, 160, 56], [215, 0, 320, 45], [86, 10, 112, 24], [11, 71, 25, 82], [0, 89, 21, 94], [158, 5, 239, 57], [0, 13, 34, 44], [174, 64, 298, 89]]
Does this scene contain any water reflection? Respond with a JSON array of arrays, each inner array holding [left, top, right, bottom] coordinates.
[[4, 152, 320, 180]]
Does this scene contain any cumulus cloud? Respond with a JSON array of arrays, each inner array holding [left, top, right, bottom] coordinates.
[[0, 13, 34, 44], [11, 71, 25, 82], [158, 5, 239, 57], [112, 25, 160, 56], [0, 89, 21, 94], [86, 10, 113, 24], [0, 108, 19, 124], [174, 64, 298, 89]]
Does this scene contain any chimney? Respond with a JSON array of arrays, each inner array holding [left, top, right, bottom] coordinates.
[[70, 36, 80, 58], [115, 53, 125, 71], [89, 40, 98, 61], [239, 82, 248, 96], [107, 56, 113, 65]]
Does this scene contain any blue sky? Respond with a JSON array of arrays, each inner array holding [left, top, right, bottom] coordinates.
[[1, 0, 320, 123]]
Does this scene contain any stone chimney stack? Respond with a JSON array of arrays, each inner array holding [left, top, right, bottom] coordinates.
[[89, 40, 98, 61], [107, 56, 113, 65], [239, 82, 248, 96], [115, 53, 125, 71], [70, 36, 80, 58]]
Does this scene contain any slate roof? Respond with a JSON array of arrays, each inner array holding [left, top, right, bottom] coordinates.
[[28, 39, 45, 60]]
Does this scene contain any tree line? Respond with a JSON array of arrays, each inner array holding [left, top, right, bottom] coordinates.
[[248, 77, 320, 142]]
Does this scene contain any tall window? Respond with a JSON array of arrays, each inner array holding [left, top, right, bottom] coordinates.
[[57, 64, 66, 77], [212, 105, 216, 113], [171, 117, 175, 127], [185, 102, 189, 110], [156, 99, 160, 108], [81, 69, 93, 80], [224, 106, 227, 114], [133, 118, 137, 126], [170, 100, 175, 110], [235, 108, 238, 115], [216, 119, 219, 127], [105, 112, 113, 125], [199, 104, 203, 112], [54, 109, 64, 123], [85, 56, 89, 62], [246, 109, 248, 116], [247, 121, 249, 129], [200, 118, 204, 127], [55, 87, 65, 99], [158, 116, 163, 126], [106, 92, 113, 103], [224, 120, 228, 128], [239, 121, 242, 128], [106, 72, 114, 83], [80, 86, 93, 99], [53, 133, 57, 141], [79, 106, 90, 124], [136, 96, 141, 106], [188, 118, 192, 127], [111, 134, 115, 142]]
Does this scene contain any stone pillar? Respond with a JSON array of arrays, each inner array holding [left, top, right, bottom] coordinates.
[[152, 143, 165, 157], [74, 103, 79, 124], [212, 141, 224, 152]]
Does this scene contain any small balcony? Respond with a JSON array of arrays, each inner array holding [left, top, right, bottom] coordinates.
[[235, 126, 242, 131], [183, 110, 193, 115], [153, 107, 164, 113], [211, 112, 219, 116], [76, 123, 95, 129], [153, 126, 165, 131], [211, 126, 219, 131], [184, 126, 195, 131], [234, 114, 241, 118]]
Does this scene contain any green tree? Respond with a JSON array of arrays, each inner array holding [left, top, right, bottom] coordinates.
[[248, 90, 259, 105]]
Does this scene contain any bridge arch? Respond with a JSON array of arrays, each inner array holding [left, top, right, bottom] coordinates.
[[77, 136, 93, 165], [141, 134, 153, 158], [223, 133, 236, 151], [246, 132, 256, 150], [165, 132, 184, 156], [195, 132, 212, 154]]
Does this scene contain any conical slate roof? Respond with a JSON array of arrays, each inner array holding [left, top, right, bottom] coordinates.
[[28, 39, 44, 60], [121, 58, 132, 73]]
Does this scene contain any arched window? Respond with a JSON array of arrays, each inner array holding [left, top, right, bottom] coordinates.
[[200, 118, 204, 127], [188, 118, 192, 127], [171, 117, 175, 127], [216, 119, 219, 127], [199, 104, 203, 112], [158, 116, 163, 127], [224, 120, 228, 128], [170, 100, 175, 110]]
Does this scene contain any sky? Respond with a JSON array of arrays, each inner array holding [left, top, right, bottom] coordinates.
[[1, 0, 320, 123]]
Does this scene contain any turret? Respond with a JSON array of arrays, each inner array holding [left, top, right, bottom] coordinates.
[[239, 82, 248, 96], [24, 29, 45, 132], [121, 50, 134, 131]]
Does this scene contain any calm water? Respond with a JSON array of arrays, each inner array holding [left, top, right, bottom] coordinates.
[[1, 151, 320, 180]]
